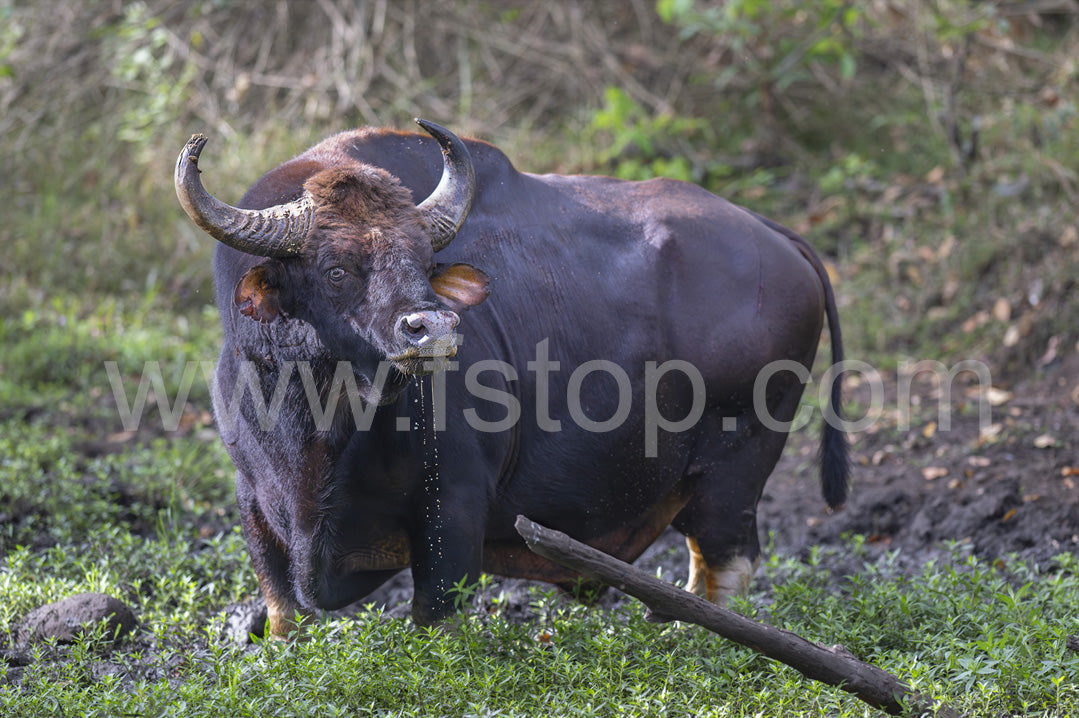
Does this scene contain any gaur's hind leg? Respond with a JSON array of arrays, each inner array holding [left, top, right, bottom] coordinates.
[[685, 536, 760, 602], [672, 410, 795, 604], [675, 493, 765, 604]]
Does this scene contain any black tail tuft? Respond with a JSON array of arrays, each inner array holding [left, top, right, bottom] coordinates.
[[820, 379, 850, 510], [818, 278, 850, 511]]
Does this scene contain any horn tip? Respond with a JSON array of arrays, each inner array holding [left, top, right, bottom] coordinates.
[[184, 133, 209, 159]]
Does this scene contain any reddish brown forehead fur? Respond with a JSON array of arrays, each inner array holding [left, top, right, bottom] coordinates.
[[303, 164, 428, 254]]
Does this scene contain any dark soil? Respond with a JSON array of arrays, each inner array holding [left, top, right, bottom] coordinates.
[[758, 353, 1079, 572]]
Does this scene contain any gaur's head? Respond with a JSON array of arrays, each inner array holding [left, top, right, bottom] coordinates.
[[175, 120, 490, 398]]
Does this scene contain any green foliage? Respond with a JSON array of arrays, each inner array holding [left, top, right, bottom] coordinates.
[[0, 296, 219, 415], [656, 0, 864, 143], [658, 0, 863, 84], [106, 3, 198, 152], [0, 5, 20, 80], [817, 152, 880, 196], [588, 86, 708, 182]]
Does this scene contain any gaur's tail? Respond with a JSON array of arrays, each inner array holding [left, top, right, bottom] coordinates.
[[815, 269, 850, 510], [748, 210, 850, 509]]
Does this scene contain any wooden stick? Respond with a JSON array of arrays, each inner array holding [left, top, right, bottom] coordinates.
[[514, 515, 963, 718]]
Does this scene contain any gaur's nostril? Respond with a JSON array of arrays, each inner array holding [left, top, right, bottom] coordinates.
[[401, 311, 459, 338], [399, 311, 460, 350]]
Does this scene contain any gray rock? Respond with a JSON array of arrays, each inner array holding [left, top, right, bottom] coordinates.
[[220, 598, 268, 644], [16, 592, 138, 646]]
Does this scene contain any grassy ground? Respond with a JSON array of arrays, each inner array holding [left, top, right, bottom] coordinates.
[[3, 427, 1078, 717], [3, 1, 1079, 715], [3, 403, 1078, 717]]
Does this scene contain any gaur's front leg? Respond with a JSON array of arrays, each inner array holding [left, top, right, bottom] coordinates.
[[237, 485, 313, 639], [407, 486, 487, 626]]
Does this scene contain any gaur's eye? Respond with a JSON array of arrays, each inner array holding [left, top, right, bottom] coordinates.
[[327, 267, 347, 282]]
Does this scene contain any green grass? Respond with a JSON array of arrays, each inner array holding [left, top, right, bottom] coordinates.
[[3, 508, 1079, 716], [0, 420, 233, 556], [0, 295, 221, 417]]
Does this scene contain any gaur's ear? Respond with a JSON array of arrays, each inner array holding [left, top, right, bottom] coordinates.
[[234, 261, 287, 323], [430, 263, 490, 312]]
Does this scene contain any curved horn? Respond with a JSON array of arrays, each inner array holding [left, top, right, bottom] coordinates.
[[174, 134, 315, 258], [414, 119, 476, 252]]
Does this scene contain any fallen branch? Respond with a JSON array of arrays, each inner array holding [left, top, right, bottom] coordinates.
[[514, 515, 963, 718]]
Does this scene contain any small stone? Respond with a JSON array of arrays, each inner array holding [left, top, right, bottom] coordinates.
[[16, 592, 138, 646], [220, 598, 268, 644]]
